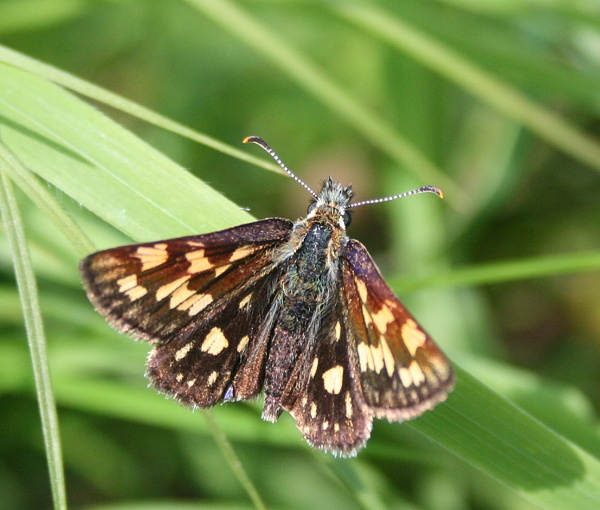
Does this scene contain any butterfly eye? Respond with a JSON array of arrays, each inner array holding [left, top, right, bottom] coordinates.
[[307, 201, 317, 215], [343, 211, 352, 227]]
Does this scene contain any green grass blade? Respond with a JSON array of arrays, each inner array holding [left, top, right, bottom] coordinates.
[[394, 250, 600, 292], [0, 44, 282, 176], [202, 411, 267, 510], [0, 135, 94, 255], [0, 165, 67, 510], [0, 62, 252, 243]]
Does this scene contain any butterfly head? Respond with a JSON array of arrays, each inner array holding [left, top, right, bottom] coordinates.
[[307, 177, 354, 229]]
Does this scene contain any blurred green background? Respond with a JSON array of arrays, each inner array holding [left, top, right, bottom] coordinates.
[[1, 1, 600, 509]]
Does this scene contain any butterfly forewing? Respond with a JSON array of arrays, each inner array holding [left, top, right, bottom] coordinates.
[[343, 240, 454, 421], [80, 219, 293, 406], [147, 261, 284, 407], [80, 219, 293, 343]]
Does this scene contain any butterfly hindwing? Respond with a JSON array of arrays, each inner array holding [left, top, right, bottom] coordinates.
[[282, 289, 373, 456], [147, 262, 284, 407], [343, 240, 454, 421]]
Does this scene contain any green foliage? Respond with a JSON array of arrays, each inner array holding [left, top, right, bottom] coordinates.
[[1, 1, 600, 509]]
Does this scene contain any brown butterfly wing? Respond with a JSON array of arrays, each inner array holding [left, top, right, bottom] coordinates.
[[80, 218, 293, 406], [342, 239, 454, 422]]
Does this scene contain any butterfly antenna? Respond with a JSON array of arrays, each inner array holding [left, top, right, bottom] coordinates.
[[348, 185, 443, 209], [243, 136, 318, 199]]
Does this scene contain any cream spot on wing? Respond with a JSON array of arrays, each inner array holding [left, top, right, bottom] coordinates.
[[345, 391, 353, 419], [175, 341, 194, 361], [200, 327, 228, 355], [118, 274, 147, 301], [357, 342, 374, 372], [127, 285, 148, 301], [401, 319, 427, 356], [186, 378, 196, 387], [176, 373, 184, 382], [187, 293, 214, 315], [237, 335, 250, 353], [370, 343, 384, 374], [170, 282, 197, 308], [322, 365, 344, 394], [372, 305, 395, 333], [334, 423, 340, 432], [322, 420, 329, 430], [422, 365, 437, 386], [135, 244, 168, 271], [214, 265, 230, 277], [399, 367, 412, 388], [185, 249, 212, 273], [229, 246, 258, 262], [238, 293, 252, 310], [117, 274, 137, 292], [380, 336, 396, 377], [207, 371, 218, 386], [408, 361, 426, 386], [156, 275, 190, 302], [334, 321, 342, 341], [385, 298, 398, 309], [128, 284, 148, 301], [432, 360, 452, 382], [355, 278, 369, 303], [310, 402, 317, 418], [310, 358, 319, 378]]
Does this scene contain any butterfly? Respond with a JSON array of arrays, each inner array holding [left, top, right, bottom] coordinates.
[[80, 136, 454, 457]]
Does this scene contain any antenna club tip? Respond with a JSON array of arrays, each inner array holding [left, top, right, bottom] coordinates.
[[424, 185, 444, 199], [243, 136, 271, 152]]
